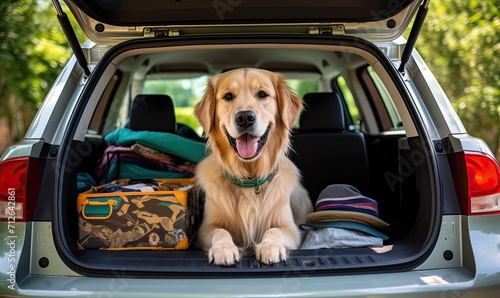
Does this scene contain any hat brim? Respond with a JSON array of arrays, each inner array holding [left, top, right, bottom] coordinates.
[[302, 221, 389, 240], [305, 210, 389, 229]]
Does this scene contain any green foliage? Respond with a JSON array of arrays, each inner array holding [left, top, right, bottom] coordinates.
[[0, 0, 82, 143], [415, 0, 500, 158], [337, 76, 360, 124], [287, 79, 319, 99], [143, 79, 203, 108], [1, 0, 498, 160], [175, 107, 201, 134], [141, 77, 207, 133], [1, 0, 69, 105]]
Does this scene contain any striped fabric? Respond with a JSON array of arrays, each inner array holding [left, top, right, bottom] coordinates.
[[314, 195, 379, 218]]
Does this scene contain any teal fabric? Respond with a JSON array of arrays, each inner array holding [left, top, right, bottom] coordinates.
[[102, 163, 188, 183], [77, 172, 97, 192], [105, 128, 206, 163]]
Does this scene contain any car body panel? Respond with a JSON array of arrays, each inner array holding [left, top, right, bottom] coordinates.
[[24, 56, 82, 144], [404, 51, 467, 138], [2, 216, 499, 297], [65, 0, 421, 45], [0, 1, 498, 296], [0, 140, 45, 161], [0, 223, 26, 294], [68, 0, 417, 25], [5, 268, 478, 297]]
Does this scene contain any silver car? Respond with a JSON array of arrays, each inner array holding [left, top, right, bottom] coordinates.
[[1, 0, 499, 297]]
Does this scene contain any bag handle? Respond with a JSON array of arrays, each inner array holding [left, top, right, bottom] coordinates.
[[81, 199, 119, 220]]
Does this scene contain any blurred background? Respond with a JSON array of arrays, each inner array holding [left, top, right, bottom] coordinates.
[[0, 0, 499, 160]]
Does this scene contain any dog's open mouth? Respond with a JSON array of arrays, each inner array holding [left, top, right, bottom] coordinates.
[[226, 126, 270, 160]]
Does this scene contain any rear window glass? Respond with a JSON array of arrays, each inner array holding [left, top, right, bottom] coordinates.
[[366, 66, 402, 129], [142, 76, 208, 135], [142, 77, 319, 132], [336, 75, 361, 130]]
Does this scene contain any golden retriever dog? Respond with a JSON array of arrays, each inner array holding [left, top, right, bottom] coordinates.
[[194, 68, 313, 265]]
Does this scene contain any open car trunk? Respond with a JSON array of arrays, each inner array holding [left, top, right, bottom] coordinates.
[[53, 34, 441, 277]]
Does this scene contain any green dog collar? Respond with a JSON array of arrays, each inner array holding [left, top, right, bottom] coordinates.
[[225, 172, 272, 194]]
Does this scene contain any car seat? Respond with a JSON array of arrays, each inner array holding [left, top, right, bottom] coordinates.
[[290, 92, 370, 201]]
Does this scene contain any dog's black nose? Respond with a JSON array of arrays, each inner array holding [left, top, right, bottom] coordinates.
[[235, 110, 256, 128]]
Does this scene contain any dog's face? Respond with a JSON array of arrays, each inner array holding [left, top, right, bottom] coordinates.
[[215, 69, 278, 161], [195, 68, 302, 175]]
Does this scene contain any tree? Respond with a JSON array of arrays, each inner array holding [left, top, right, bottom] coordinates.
[[1, 0, 36, 142], [1, 0, 498, 160], [415, 0, 500, 159], [0, 0, 77, 148]]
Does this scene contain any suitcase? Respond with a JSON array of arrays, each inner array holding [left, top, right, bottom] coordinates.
[[77, 178, 200, 250]]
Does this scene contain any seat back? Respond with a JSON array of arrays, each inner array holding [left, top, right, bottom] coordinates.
[[129, 94, 177, 133], [291, 92, 370, 201]]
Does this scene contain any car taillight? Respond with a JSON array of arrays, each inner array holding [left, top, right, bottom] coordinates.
[[0, 156, 44, 222], [466, 152, 500, 214]]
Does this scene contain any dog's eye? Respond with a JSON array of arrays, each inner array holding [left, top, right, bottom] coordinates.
[[257, 91, 268, 99], [223, 92, 234, 101]]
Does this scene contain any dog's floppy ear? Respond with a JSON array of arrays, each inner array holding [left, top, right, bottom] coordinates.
[[194, 76, 218, 134], [275, 73, 303, 130]]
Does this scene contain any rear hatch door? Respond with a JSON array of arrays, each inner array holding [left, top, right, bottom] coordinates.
[[64, 0, 421, 44]]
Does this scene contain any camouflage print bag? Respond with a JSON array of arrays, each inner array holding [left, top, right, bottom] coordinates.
[[77, 179, 197, 250]]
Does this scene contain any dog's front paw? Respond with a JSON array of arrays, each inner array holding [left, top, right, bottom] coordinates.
[[255, 241, 287, 264], [209, 241, 240, 265]]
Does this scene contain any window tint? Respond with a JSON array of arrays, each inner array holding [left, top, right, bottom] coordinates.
[[142, 76, 208, 135], [141, 77, 319, 133], [286, 79, 319, 99], [287, 79, 320, 128], [366, 66, 402, 129], [336, 75, 360, 130], [357, 66, 403, 131]]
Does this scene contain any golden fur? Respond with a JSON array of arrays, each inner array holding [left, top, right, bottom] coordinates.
[[194, 68, 313, 265]]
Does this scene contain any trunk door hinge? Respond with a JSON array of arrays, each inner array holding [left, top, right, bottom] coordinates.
[[309, 25, 345, 35], [143, 28, 180, 38]]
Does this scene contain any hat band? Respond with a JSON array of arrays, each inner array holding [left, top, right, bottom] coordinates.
[[315, 196, 379, 217]]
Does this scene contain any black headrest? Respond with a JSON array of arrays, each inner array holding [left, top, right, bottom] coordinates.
[[300, 92, 345, 132], [129, 94, 177, 133]]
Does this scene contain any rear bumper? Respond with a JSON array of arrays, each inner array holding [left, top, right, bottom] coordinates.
[[6, 267, 493, 298], [2, 216, 500, 297]]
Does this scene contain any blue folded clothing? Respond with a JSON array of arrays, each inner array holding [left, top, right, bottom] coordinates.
[[97, 183, 158, 193]]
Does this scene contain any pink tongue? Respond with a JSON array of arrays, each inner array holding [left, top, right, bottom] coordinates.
[[236, 135, 259, 159]]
